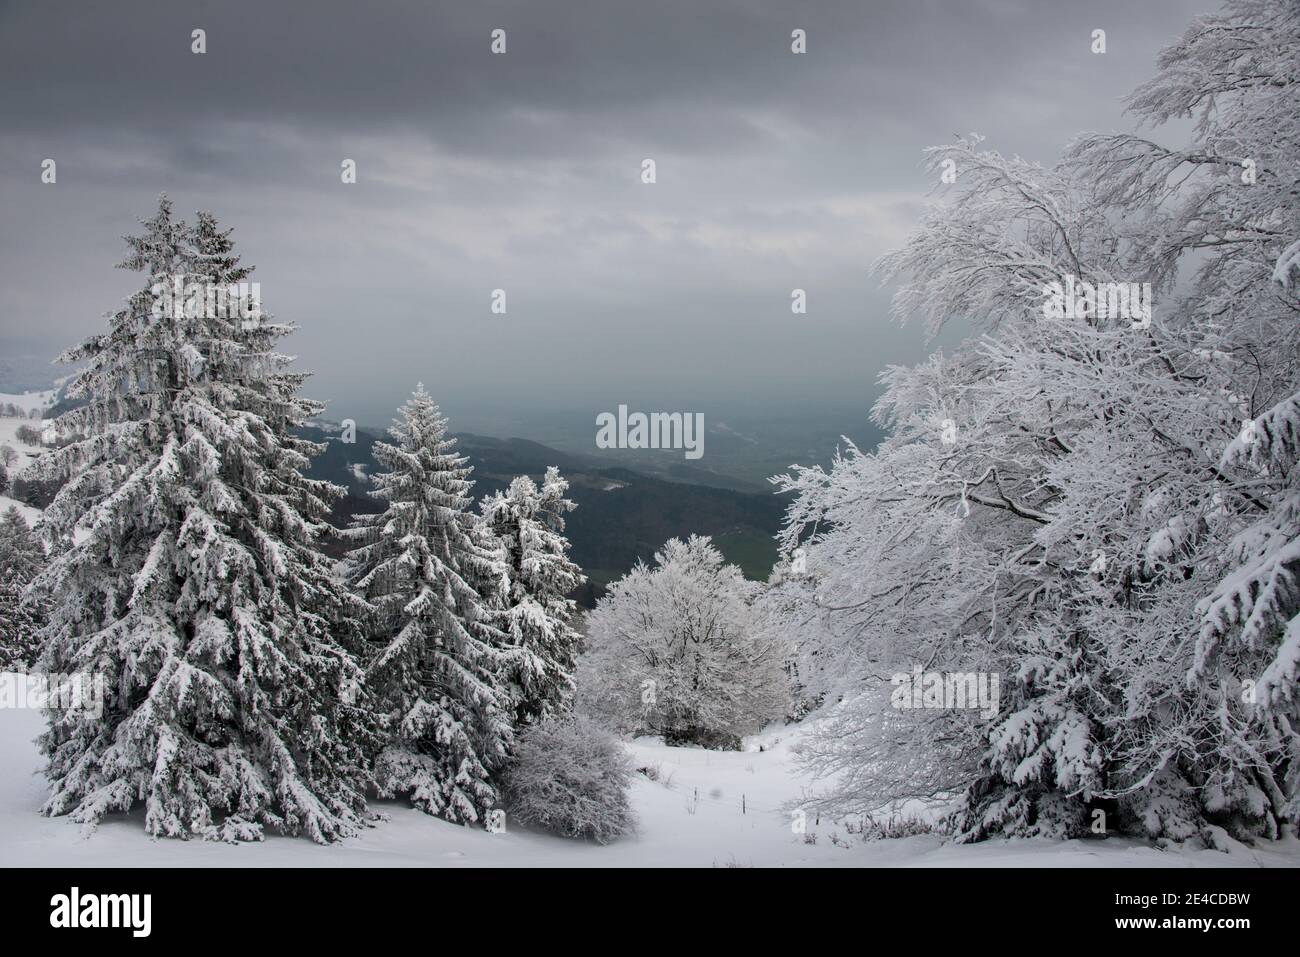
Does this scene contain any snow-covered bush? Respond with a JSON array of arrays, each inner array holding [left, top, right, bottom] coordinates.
[[505, 714, 635, 844], [579, 536, 789, 749]]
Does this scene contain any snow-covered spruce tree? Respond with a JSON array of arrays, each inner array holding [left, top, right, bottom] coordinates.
[[1189, 245, 1300, 837], [1194, 380, 1300, 837], [479, 466, 586, 725], [27, 196, 374, 842], [505, 713, 635, 844], [346, 385, 513, 823], [0, 506, 45, 670], [579, 535, 788, 749]]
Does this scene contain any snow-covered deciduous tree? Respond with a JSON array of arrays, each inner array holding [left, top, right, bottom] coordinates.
[[27, 196, 374, 843], [346, 385, 512, 823], [504, 713, 635, 844], [579, 535, 788, 749], [479, 466, 586, 725], [0, 506, 45, 671], [776, 0, 1300, 843]]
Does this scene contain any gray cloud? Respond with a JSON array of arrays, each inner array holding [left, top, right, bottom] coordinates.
[[0, 0, 1208, 426]]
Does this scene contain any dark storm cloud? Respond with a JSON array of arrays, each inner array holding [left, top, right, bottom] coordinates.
[[0, 0, 1209, 426]]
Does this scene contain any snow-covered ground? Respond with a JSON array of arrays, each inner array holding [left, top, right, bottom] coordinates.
[[1, 398, 1297, 868], [0, 390, 57, 417], [1, 700, 1296, 868]]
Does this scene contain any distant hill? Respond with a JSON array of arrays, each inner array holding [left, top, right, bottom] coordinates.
[[451, 401, 886, 489], [2, 410, 787, 608], [0, 356, 61, 396], [303, 424, 786, 605]]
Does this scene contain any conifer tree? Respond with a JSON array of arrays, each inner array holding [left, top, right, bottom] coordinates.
[[29, 196, 372, 843], [347, 385, 512, 823], [479, 467, 586, 725], [0, 506, 45, 670]]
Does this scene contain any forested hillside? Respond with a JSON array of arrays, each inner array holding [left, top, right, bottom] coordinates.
[[305, 424, 785, 600]]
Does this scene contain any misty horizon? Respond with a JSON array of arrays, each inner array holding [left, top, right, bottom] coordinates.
[[1, 0, 1207, 429]]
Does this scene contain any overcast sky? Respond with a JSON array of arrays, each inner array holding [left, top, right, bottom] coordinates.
[[0, 0, 1210, 427]]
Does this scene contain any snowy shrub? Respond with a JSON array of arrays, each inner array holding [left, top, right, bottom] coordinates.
[[505, 714, 635, 844], [848, 814, 933, 842], [0, 445, 16, 467]]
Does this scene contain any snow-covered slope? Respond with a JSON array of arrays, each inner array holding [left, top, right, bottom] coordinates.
[[0, 390, 56, 416], [1, 699, 1295, 868], [0, 414, 46, 525], [0, 400, 1296, 867]]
